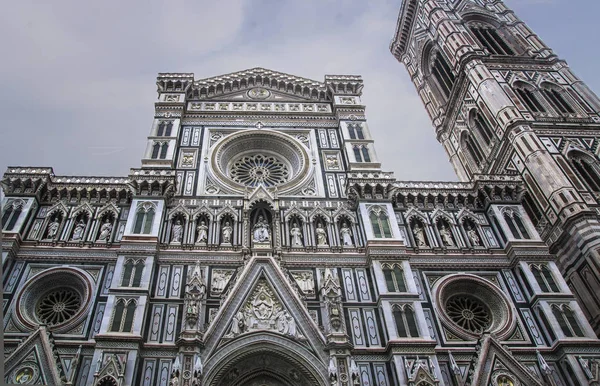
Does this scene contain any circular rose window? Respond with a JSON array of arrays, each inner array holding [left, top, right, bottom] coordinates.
[[36, 288, 82, 326], [230, 154, 290, 187], [433, 274, 515, 340], [211, 130, 311, 193], [445, 295, 491, 334], [15, 267, 93, 333]]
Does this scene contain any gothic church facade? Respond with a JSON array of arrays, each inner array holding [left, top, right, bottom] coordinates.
[[2, 1, 600, 385]]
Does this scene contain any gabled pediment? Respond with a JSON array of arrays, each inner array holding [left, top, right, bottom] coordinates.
[[189, 67, 329, 102], [468, 334, 543, 386], [200, 88, 315, 102], [202, 256, 326, 363], [4, 326, 67, 385]]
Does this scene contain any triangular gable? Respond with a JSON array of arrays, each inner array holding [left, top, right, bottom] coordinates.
[[4, 326, 66, 385], [202, 256, 327, 362], [469, 335, 543, 386], [191, 67, 328, 102], [245, 185, 278, 208], [200, 88, 313, 102]]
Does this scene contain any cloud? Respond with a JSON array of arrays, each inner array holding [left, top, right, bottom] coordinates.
[[1, 0, 596, 183]]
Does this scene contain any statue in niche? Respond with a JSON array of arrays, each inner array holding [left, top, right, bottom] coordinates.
[[196, 220, 208, 244], [467, 224, 481, 246], [252, 215, 270, 243], [439, 223, 455, 246], [171, 219, 184, 243], [46, 218, 60, 239], [221, 221, 233, 244], [340, 222, 353, 246], [71, 219, 86, 241], [98, 218, 113, 241], [316, 222, 328, 246], [412, 223, 427, 247], [290, 222, 303, 247]]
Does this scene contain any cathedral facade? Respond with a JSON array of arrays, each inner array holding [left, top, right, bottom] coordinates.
[[3, 1, 600, 385]]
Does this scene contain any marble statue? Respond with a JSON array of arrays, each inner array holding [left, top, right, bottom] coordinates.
[[412, 223, 427, 247], [253, 215, 270, 243], [439, 224, 454, 246], [340, 222, 353, 246], [316, 223, 328, 246], [222, 221, 233, 244], [98, 219, 113, 241], [196, 220, 208, 244], [72, 219, 86, 241], [290, 222, 303, 247], [171, 220, 183, 243], [291, 271, 315, 295], [226, 310, 246, 337], [467, 225, 481, 246], [46, 218, 60, 239]]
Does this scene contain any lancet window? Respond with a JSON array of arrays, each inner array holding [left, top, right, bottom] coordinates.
[[133, 205, 155, 234], [383, 264, 406, 292], [157, 121, 173, 137], [348, 123, 365, 140], [502, 209, 530, 240], [369, 206, 392, 238], [471, 111, 494, 147], [151, 142, 169, 160], [392, 304, 420, 338], [353, 145, 371, 163], [530, 264, 559, 293], [2, 200, 23, 231], [541, 85, 576, 114], [121, 259, 145, 287], [110, 299, 137, 333], [461, 132, 484, 170], [431, 53, 455, 99], [568, 152, 600, 192], [470, 26, 515, 55], [551, 304, 584, 337], [514, 84, 546, 113]]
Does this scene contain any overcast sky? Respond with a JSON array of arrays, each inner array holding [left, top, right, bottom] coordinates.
[[1, 0, 598, 182]]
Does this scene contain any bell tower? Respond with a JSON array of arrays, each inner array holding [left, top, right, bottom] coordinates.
[[391, 0, 600, 334]]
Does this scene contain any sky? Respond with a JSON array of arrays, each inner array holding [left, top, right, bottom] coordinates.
[[1, 0, 599, 182]]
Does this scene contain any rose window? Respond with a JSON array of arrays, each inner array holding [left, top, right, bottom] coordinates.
[[229, 154, 290, 187], [36, 288, 82, 326], [446, 295, 491, 333]]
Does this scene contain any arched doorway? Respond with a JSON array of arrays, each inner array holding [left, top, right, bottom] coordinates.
[[203, 333, 328, 386]]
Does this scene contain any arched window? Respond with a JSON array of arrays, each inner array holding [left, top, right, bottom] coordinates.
[[541, 85, 576, 114], [552, 305, 584, 337], [165, 121, 173, 136], [361, 146, 371, 162], [514, 85, 546, 113], [530, 264, 559, 292], [110, 299, 137, 333], [569, 153, 600, 192], [431, 53, 455, 98], [133, 205, 156, 235], [151, 143, 160, 159], [157, 122, 165, 136], [121, 259, 145, 287], [462, 132, 484, 170], [369, 207, 392, 238], [471, 111, 494, 147], [2, 201, 23, 231], [159, 143, 169, 159], [470, 26, 515, 55], [383, 264, 406, 292], [536, 307, 556, 343], [353, 146, 362, 162], [393, 305, 420, 338], [503, 209, 530, 240], [348, 123, 364, 140], [353, 145, 370, 162]]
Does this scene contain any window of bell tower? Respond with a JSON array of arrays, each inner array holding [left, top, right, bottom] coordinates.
[[470, 25, 515, 56]]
